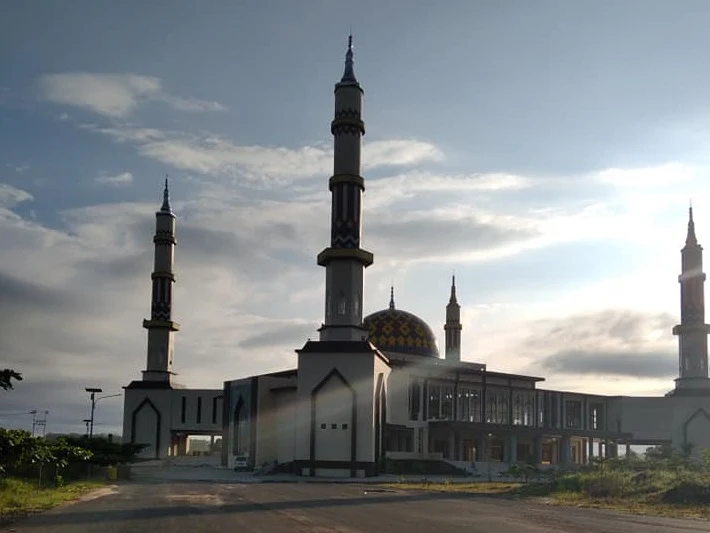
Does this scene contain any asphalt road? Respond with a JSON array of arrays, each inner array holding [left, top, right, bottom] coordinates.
[[7, 481, 710, 533]]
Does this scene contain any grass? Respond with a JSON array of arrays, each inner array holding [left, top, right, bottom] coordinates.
[[380, 468, 710, 520], [0, 477, 106, 524]]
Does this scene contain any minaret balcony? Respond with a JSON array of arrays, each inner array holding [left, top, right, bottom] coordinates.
[[317, 246, 373, 267], [329, 174, 365, 191], [143, 318, 181, 332], [154, 233, 177, 245], [151, 271, 176, 282], [672, 323, 710, 335], [331, 117, 365, 135]]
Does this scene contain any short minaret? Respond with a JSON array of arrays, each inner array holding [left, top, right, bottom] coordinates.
[[142, 178, 180, 383], [444, 275, 462, 361], [317, 35, 373, 341], [671, 206, 710, 395]]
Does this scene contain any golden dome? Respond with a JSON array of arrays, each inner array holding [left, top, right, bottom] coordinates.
[[363, 294, 439, 358]]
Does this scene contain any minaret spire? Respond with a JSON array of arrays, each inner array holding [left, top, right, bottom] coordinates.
[[142, 179, 180, 383], [671, 204, 710, 396], [687, 203, 698, 246], [340, 34, 358, 85], [444, 275, 462, 361], [389, 286, 395, 310], [317, 35, 372, 341], [449, 275, 458, 304], [161, 175, 171, 213]]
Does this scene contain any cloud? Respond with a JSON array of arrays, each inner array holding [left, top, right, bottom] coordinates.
[[38, 73, 225, 118], [368, 207, 539, 263], [157, 94, 226, 112], [365, 171, 530, 209], [0, 184, 33, 209], [524, 309, 677, 379], [238, 321, 317, 349], [538, 349, 676, 379], [365, 140, 444, 168], [95, 171, 133, 186], [84, 123, 444, 186]]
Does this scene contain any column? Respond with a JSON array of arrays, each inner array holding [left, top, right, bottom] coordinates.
[[477, 435, 487, 462], [588, 437, 595, 462], [508, 435, 518, 463], [533, 436, 543, 464], [560, 436, 571, 466]]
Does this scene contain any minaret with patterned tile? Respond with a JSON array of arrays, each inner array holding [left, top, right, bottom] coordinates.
[[142, 178, 180, 383], [671, 206, 710, 395], [318, 35, 373, 342]]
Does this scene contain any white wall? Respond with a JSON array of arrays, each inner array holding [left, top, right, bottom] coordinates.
[[123, 387, 222, 459], [610, 395, 710, 455], [295, 350, 378, 473], [275, 389, 297, 464], [169, 389, 223, 433]]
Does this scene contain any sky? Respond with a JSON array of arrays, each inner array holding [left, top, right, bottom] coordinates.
[[2, 0, 710, 436]]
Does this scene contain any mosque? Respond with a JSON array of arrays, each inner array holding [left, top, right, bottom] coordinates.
[[122, 38, 710, 477]]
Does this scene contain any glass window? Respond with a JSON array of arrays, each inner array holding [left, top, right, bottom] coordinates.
[[428, 384, 441, 420], [409, 380, 420, 421], [442, 386, 454, 420], [565, 400, 582, 429]]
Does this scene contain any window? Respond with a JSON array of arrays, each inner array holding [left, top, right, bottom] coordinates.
[[428, 384, 441, 420], [513, 391, 535, 426], [565, 400, 582, 429], [590, 403, 605, 430], [321, 423, 326, 429], [486, 389, 509, 424], [181, 396, 186, 423], [196, 397, 202, 424], [212, 397, 218, 424], [331, 423, 338, 429], [441, 385, 454, 420], [337, 292, 347, 315], [457, 387, 481, 422], [342, 424, 348, 430], [409, 380, 421, 421], [550, 394, 559, 428]]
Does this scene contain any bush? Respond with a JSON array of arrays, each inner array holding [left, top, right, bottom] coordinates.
[[0, 429, 92, 486]]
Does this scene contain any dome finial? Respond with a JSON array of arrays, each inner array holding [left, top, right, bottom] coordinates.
[[161, 174, 172, 213], [389, 285, 395, 310], [340, 33, 357, 84]]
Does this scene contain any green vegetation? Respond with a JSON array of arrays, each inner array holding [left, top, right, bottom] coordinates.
[[0, 369, 22, 391], [382, 447, 710, 519], [0, 428, 145, 524], [0, 477, 105, 523]]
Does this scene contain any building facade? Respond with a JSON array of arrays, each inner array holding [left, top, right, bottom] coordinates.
[[124, 38, 710, 476]]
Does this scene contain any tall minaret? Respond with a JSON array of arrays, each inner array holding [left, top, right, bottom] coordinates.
[[671, 205, 710, 394], [317, 35, 373, 342], [142, 178, 180, 383], [444, 275, 462, 361]]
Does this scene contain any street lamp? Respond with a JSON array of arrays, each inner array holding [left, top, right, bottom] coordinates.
[[85, 389, 123, 439], [85, 387, 102, 439]]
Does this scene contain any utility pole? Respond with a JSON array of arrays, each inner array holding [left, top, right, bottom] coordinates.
[[83, 419, 91, 437], [30, 410, 49, 437], [85, 387, 102, 439]]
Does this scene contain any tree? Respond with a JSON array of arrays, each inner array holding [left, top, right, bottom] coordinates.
[[0, 369, 22, 390]]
